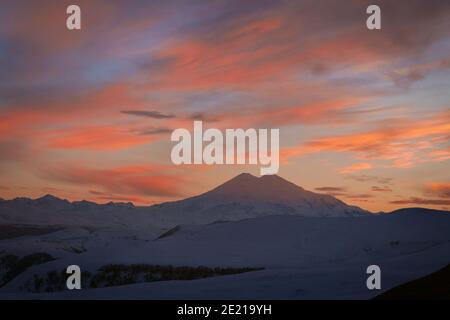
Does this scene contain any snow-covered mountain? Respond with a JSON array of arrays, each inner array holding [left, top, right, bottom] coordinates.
[[0, 194, 144, 228], [0, 173, 368, 228], [148, 173, 368, 225]]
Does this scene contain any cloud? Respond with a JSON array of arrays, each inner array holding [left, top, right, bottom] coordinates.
[[188, 113, 220, 122], [315, 187, 346, 192], [424, 183, 450, 199], [427, 149, 450, 162], [371, 186, 392, 192], [138, 128, 173, 135], [214, 95, 371, 132], [0, 82, 140, 137], [339, 163, 372, 174], [141, 0, 450, 92], [390, 197, 450, 206], [344, 194, 373, 200], [45, 125, 155, 151], [314, 186, 374, 201], [314, 186, 347, 197], [120, 110, 175, 119], [346, 175, 393, 185], [3, 0, 450, 110], [41, 164, 187, 199], [387, 58, 450, 88], [281, 110, 450, 168]]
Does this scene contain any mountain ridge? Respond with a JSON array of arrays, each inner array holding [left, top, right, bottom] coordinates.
[[2, 173, 449, 228]]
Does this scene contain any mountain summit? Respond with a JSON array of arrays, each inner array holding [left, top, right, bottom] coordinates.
[[206, 173, 321, 202], [150, 173, 369, 224]]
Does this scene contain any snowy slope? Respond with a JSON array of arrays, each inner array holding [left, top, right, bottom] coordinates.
[[7, 243, 449, 300], [1, 208, 449, 299]]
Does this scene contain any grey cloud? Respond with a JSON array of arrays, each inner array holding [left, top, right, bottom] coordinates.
[[315, 187, 346, 192], [139, 128, 173, 135], [121, 110, 175, 119], [390, 197, 450, 206], [188, 112, 220, 122], [346, 175, 393, 185]]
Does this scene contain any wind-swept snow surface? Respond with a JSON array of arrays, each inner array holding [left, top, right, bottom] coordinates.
[[1, 209, 449, 299]]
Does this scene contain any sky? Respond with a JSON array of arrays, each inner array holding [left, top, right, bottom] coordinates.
[[0, 0, 449, 212]]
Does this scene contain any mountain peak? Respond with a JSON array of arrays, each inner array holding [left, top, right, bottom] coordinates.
[[34, 194, 70, 206], [37, 194, 61, 200], [229, 173, 301, 187], [230, 172, 257, 180], [204, 173, 323, 204], [224, 173, 291, 184]]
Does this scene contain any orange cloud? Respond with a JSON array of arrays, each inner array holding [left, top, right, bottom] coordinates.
[[45, 125, 155, 151], [42, 164, 186, 199], [339, 162, 372, 174], [371, 186, 392, 192], [390, 197, 450, 206], [281, 110, 450, 168], [254, 97, 367, 126], [0, 82, 166, 156], [427, 149, 450, 162], [424, 183, 450, 199], [0, 82, 139, 136], [201, 95, 371, 133]]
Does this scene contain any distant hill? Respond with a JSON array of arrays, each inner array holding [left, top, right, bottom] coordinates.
[[375, 264, 450, 300]]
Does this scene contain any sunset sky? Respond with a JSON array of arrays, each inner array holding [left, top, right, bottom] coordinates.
[[0, 0, 449, 212]]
